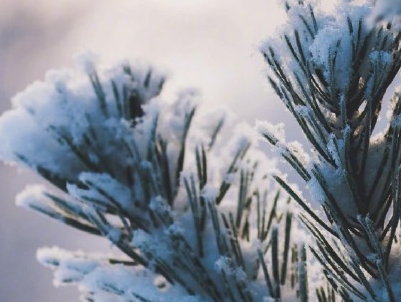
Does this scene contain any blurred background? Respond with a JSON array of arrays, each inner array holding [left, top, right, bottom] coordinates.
[[0, 0, 331, 301]]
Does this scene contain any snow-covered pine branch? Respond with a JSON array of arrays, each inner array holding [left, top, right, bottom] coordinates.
[[369, 0, 401, 28], [0, 58, 325, 301], [260, 0, 401, 301]]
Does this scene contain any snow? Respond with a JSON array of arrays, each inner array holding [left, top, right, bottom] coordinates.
[[306, 176, 326, 204], [15, 185, 46, 209], [6, 0, 399, 299], [257, 0, 401, 299], [74, 50, 99, 74], [68, 172, 134, 214], [201, 184, 218, 203], [37, 247, 204, 302], [255, 121, 286, 144], [286, 141, 310, 165], [214, 256, 234, 274], [369, 0, 401, 28]]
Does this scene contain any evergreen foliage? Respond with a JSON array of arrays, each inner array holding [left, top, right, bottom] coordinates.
[[2, 1, 401, 302], [259, 0, 401, 301], [0, 61, 320, 301]]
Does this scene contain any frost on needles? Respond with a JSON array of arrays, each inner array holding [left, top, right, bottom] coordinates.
[[259, 0, 401, 301], [0, 57, 320, 302], [3, 0, 401, 302]]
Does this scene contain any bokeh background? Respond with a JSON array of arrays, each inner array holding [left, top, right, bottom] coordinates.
[[0, 0, 338, 301]]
